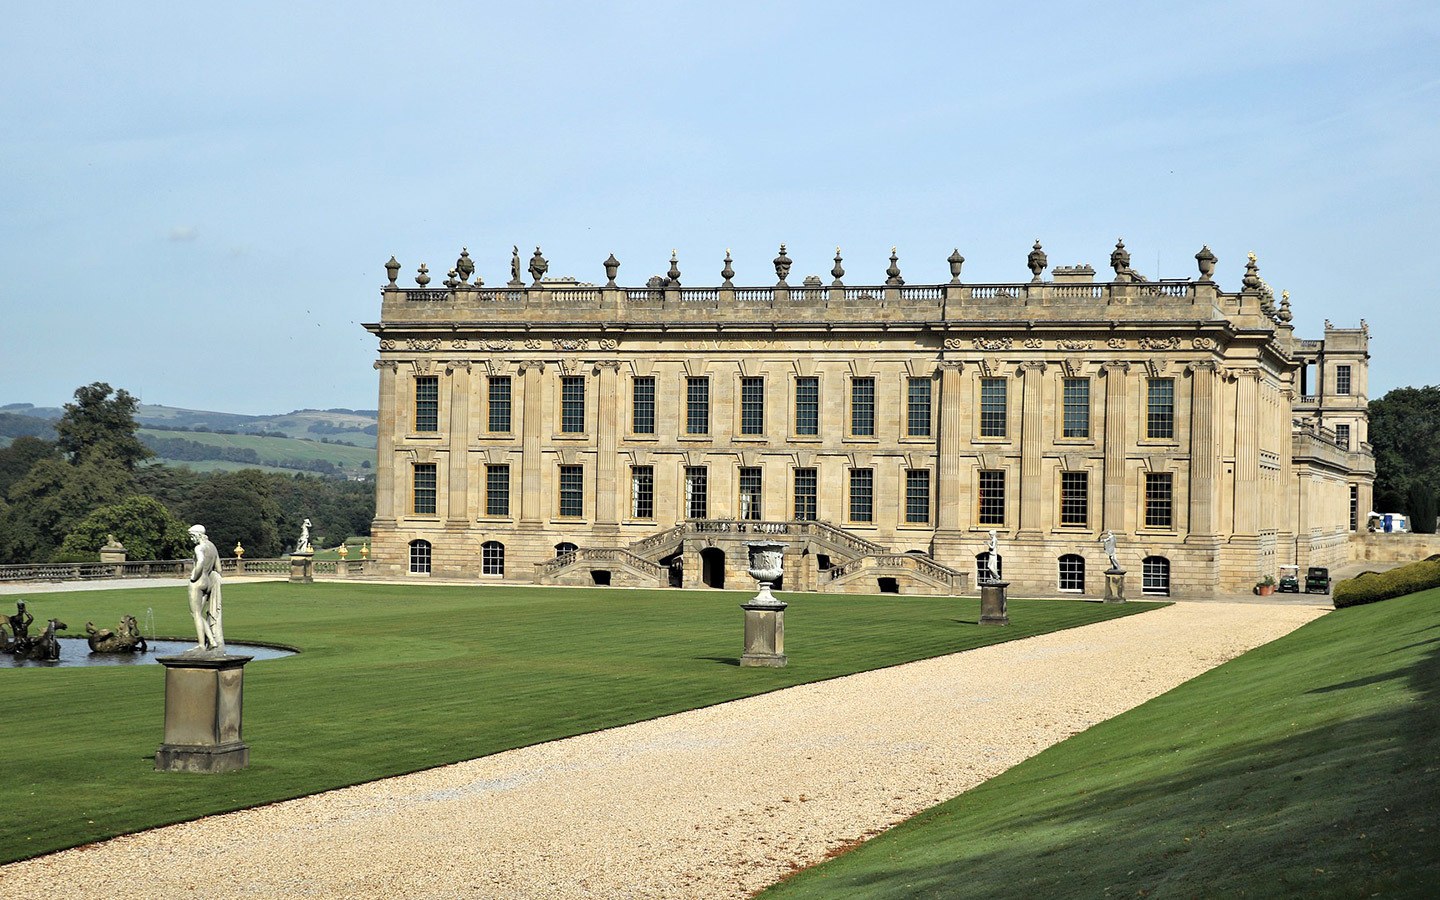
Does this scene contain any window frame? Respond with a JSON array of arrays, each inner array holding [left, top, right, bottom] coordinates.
[[684, 466, 709, 519], [793, 467, 818, 521], [848, 468, 874, 523], [978, 469, 1005, 526], [1058, 554, 1086, 593], [412, 462, 437, 516], [794, 376, 820, 437], [1146, 377, 1175, 441], [414, 375, 439, 433], [850, 377, 876, 437], [481, 540, 505, 576], [740, 376, 765, 436], [1144, 471, 1174, 529], [487, 375, 512, 434], [686, 376, 711, 436], [560, 375, 586, 434], [408, 539, 432, 574], [1059, 470, 1088, 527], [558, 464, 584, 518], [738, 466, 763, 520], [631, 376, 656, 435], [906, 377, 932, 438], [485, 464, 510, 517], [979, 377, 1008, 438], [905, 469, 931, 525], [1061, 377, 1090, 439], [631, 465, 655, 520]]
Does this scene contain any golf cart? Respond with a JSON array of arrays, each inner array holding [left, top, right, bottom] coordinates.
[[1305, 566, 1332, 594], [1277, 565, 1301, 593]]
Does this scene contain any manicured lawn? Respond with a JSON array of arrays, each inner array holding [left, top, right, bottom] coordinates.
[[0, 583, 1158, 864], [763, 589, 1440, 898]]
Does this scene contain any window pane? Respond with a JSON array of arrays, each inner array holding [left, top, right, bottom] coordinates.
[[481, 541, 505, 576], [851, 377, 875, 436], [794, 468, 817, 521], [1058, 554, 1085, 592], [1334, 423, 1350, 450], [412, 463, 437, 515], [488, 376, 511, 433], [1143, 556, 1170, 595], [980, 377, 1007, 437], [1060, 471, 1088, 526], [631, 466, 654, 519], [686, 377, 710, 435], [559, 464, 584, 517], [685, 467, 708, 519], [1145, 472, 1173, 528], [849, 469, 873, 522], [741, 377, 765, 435], [795, 377, 819, 435], [409, 540, 431, 574], [978, 470, 1005, 525], [1062, 378, 1090, 438], [738, 467, 762, 520], [905, 469, 931, 524], [632, 377, 655, 434], [1336, 365, 1352, 395], [561, 376, 586, 433], [415, 376, 439, 432], [1147, 378, 1175, 440], [486, 464, 510, 517], [907, 378, 932, 437]]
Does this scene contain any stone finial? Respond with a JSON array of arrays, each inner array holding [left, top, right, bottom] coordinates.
[[455, 247, 474, 284], [773, 244, 792, 286], [415, 263, 431, 287], [1278, 289, 1293, 323], [721, 250, 735, 288], [528, 247, 549, 285], [1027, 240, 1048, 282], [509, 246, 524, 286], [831, 247, 845, 286], [1195, 245, 1217, 281], [885, 247, 904, 286], [443, 268, 460, 289], [667, 250, 681, 287], [604, 253, 620, 287], [1360, 318, 1368, 333], [233, 541, 245, 558], [385, 256, 401, 286], [1109, 239, 1131, 279], [1242, 251, 1261, 291], [948, 249, 965, 284]]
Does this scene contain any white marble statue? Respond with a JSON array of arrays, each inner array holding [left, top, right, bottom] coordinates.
[[186, 524, 224, 654], [983, 529, 1000, 584], [296, 518, 312, 554], [1100, 530, 1120, 571]]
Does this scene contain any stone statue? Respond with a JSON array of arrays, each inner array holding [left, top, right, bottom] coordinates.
[[510, 246, 522, 285], [86, 614, 148, 653], [186, 525, 224, 654], [983, 530, 1001, 584], [1109, 239, 1148, 283], [18, 617, 66, 661], [528, 247, 548, 284], [296, 518, 313, 554], [6, 600, 33, 644], [1099, 530, 1120, 572]]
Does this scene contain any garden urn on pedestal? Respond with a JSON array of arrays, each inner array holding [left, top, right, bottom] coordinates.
[[741, 541, 787, 667]]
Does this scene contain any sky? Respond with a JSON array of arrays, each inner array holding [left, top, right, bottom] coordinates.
[[2, 1, 1437, 415]]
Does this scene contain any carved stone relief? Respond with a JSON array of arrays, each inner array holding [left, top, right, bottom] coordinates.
[[1138, 336, 1182, 351], [1192, 337, 1217, 351], [972, 337, 1013, 351], [1056, 339, 1094, 351], [1106, 337, 1127, 349]]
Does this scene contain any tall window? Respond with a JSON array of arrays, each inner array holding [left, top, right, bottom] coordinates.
[[481, 541, 505, 576], [1349, 484, 1359, 532], [794, 468, 817, 521], [488, 376, 511, 433], [1147, 378, 1175, 440], [1336, 365, 1352, 395], [1143, 556, 1171, 596], [907, 378, 932, 437], [851, 377, 875, 436], [632, 376, 656, 434], [795, 377, 819, 436], [1334, 423, 1351, 450], [1144, 472, 1174, 528], [686, 377, 710, 435], [1058, 554, 1085, 592], [905, 469, 931, 524], [980, 377, 1007, 437], [684, 466, 708, 519], [561, 375, 586, 433], [978, 470, 1005, 525], [412, 463, 437, 515], [631, 466, 654, 519], [849, 469, 873, 522], [1062, 378, 1090, 438], [415, 376, 439, 432], [486, 464, 510, 517], [740, 377, 765, 435], [1060, 471, 1088, 526], [558, 464, 584, 517], [738, 467, 763, 520], [408, 539, 431, 574]]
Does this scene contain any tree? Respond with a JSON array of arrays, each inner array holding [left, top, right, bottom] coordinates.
[[1407, 481, 1438, 534], [0, 435, 60, 496], [1368, 385, 1440, 512], [55, 382, 152, 470], [3, 458, 135, 562], [177, 472, 282, 557], [56, 495, 192, 561]]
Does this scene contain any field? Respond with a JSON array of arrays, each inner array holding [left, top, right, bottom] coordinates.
[[138, 427, 374, 473], [763, 588, 1440, 898], [0, 584, 1157, 864]]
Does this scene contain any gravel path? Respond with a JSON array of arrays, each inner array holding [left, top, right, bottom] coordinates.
[[0, 601, 1323, 899]]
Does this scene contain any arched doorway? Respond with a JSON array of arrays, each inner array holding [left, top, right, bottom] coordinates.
[[700, 547, 726, 588]]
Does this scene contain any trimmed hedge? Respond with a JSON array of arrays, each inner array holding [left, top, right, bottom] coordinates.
[[1333, 555, 1440, 608]]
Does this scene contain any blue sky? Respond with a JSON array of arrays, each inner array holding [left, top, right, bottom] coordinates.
[[2, 1, 1436, 414]]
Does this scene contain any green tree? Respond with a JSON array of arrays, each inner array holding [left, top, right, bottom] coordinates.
[[4, 458, 135, 562], [0, 435, 60, 496], [1368, 385, 1440, 512], [1407, 481, 1437, 534], [177, 472, 282, 557], [55, 382, 152, 470], [56, 495, 192, 561]]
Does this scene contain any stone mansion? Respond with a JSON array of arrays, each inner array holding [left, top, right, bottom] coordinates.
[[363, 240, 1373, 598]]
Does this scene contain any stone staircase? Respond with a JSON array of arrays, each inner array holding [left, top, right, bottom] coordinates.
[[533, 547, 668, 588], [826, 552, 968, 595]]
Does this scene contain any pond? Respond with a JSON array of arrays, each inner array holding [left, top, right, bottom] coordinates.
[[1, 638, 297, 668]]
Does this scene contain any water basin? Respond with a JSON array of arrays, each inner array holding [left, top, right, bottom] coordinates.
[[1, 637, 297, 668]]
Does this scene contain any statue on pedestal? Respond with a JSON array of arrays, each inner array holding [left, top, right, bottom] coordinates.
[[295, 518, 312, 554], [186, 525, 224, 654], [983, 530, 1001, 584], [1100, 530, 1121, 572]]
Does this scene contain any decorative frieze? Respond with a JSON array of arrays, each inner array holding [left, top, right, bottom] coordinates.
[[1055, 339, 1094, 351], [1106, 337, 1127, 349], [972, 337, 1012, 351], [553, 338, 590, 352], [1022, 337, 1043, 349], [1138, 336, 1182, 351], [1192, 337, 1217, 351]]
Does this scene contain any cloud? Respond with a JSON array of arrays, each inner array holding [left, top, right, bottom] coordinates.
[[168, 225, 199, 242]]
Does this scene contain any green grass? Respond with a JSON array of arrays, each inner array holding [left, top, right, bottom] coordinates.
[[138, 428, 374, 469], [762, 588, 1440, 899], [0, 584, 1157, 864]]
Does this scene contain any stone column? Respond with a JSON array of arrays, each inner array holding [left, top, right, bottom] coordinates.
[[445, 362, 471, 526], [1101, 362, 1131, 532], [1017, 361, 1047, 537], [1186, 361, 1218, 539], [373, 360, 399, 526], [932, 362, 966, 565], [594, 361, 622, 530], [518, 361, 546, 525], [1233, 368, 1260, 537]]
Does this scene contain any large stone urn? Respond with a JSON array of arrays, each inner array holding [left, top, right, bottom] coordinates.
[[741, 541, 787, 667]]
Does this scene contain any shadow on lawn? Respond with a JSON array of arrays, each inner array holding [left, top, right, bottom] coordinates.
[[783, 620, 1440, 899], [695, 656, 741, 666]]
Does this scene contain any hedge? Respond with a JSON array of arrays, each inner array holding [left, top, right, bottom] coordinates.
[[1333, 555, 1440, 608]]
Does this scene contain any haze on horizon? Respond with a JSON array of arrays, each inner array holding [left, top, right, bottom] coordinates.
[[2, 1, 1437, 416]]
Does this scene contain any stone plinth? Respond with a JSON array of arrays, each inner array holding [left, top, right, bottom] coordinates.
[[740, 602, 787, 667], [979, 582, 1010, 626], [1103, 569, 1127, 603], [289, 551, 314, 583], [155, 653, 253, 773]]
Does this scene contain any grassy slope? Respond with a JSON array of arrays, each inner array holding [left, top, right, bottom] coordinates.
[[138, 428, 374, 468], [0, 585, 1156, 864], [764, 589, 1440, 899]]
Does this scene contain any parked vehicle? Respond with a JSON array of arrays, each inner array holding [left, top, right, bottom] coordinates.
[[1305, 566, 1332, 594], [1278, 565, 1301, 593]]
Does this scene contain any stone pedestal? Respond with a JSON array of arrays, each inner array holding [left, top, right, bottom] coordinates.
[[979, 581, 1010, 626], [740, 602, 787, 667], [289, 551, 314, 583], [155, 653, 253, 773], [1103, 568, 1127, 603]]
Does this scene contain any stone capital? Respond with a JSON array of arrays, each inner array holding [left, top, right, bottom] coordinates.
[[1017, 360, 1047, 374], [1100, 361, 1131, 375], [514, 360, 546, 374], [373, 360, 399, 371], [1185, 359, 1220, 374]]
